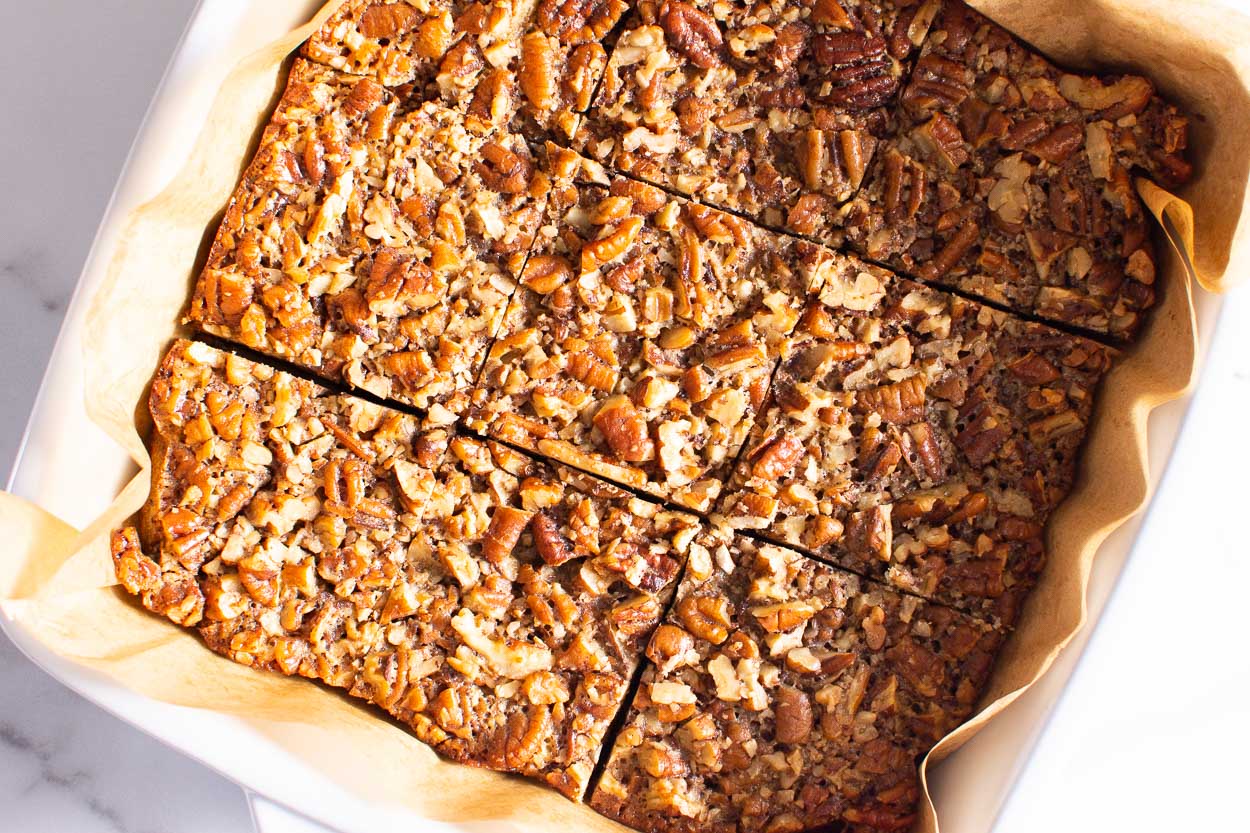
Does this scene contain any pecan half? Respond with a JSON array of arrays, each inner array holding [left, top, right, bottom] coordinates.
[[358, 3, 420, 38], [475, 143, 534, 195], [662, 1, 724, 69], [752, 435, 804, 480], [774, 686, 813, 744]]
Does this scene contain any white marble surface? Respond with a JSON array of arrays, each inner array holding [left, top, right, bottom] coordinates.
[[0, 1, 253, 830]]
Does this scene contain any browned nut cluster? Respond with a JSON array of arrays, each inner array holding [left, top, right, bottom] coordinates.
[[575, 0, 942, 230], [305, 0, 627, 143], [304, 0, 530, 88], [188, 63, 548, 418]]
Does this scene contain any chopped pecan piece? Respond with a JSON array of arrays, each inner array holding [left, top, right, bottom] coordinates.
[[530, 511, 576, 566], [483, 506, 535, 564], [593, 396, 655, 463]]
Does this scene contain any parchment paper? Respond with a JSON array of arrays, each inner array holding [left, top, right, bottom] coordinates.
[[0, 1, 1244, 831]]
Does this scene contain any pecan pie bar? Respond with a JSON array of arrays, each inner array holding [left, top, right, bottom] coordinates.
[[589, 530, 1000, 833], [189, 66, 549, 418], [575, 0, 941, 230], [305, 0, 626, 144], [463, 0, 630, 143], [718, 255, 1112, 625], [838, 0, 1191, 339], [468, 148, 831, 511], [188, 60, 398, 308], [112, 339, 699, 798], [304, 0, 536, 87]]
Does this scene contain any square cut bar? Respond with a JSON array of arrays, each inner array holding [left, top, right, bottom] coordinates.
[[305, 0, 628, 144], [575, 0, 941, 230], [188, 61, 550, 418], [112, 339, 700, 799], [459, 0, 631, 144], [589, 530, 1001, 833], [303, 0, 537, 87], [190, 59, 409, 314], [718, 256, 1113, 625], [468, 148, 832, 512], [837, 0, 1191, 340]]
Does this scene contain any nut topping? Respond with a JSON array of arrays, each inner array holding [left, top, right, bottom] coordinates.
[[189, 79, 543, 416], [118, 0, 1187, 820], [838, 0, 1190, 339], [574, 0, 936, 238]]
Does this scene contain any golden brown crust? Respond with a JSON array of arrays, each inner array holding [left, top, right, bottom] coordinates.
[[138, 431, 172, 552]]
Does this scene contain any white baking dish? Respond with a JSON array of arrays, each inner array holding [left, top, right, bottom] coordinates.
[[2, 1, 1229, 831]]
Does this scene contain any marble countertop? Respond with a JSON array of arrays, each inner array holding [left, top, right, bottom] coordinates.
[[0, 0, 254, 830], [2, 2, 1246, 833]]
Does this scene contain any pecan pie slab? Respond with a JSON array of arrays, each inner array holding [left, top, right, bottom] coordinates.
[[837, 0, 1191, 340], [717, 255, 1113, 626], [111, 0, 1199, 823], [112, 339, 699, 799], [189, 67, 550, 418], [589, 530, 1000, 833], [574, 0, 941, 232], [468, 148, 833, 512]]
